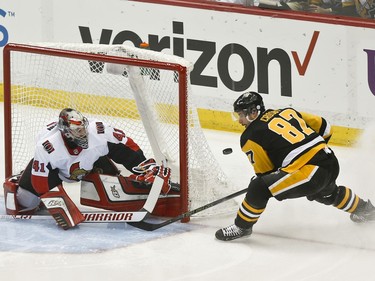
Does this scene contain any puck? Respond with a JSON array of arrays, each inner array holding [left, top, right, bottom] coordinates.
[[222, 148, 233, 155]]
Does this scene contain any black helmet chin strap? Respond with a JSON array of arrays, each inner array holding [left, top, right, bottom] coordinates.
[[244, 106, 261, 125]]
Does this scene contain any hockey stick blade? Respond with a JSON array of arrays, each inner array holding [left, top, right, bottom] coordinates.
[[128, 187, 248, 231]]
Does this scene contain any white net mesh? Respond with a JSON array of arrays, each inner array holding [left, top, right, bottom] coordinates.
[[5, 43, 239, 214]]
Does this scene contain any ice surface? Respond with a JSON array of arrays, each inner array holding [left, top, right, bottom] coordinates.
[[1, 106, 375, 281]]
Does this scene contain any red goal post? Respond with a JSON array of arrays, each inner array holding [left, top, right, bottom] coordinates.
[[3, 42, 237, 219]]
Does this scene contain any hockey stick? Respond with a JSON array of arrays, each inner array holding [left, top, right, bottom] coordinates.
[[128, 65, 170, 166], [140, 174, 163, 213], [128, 187, 248, 231]]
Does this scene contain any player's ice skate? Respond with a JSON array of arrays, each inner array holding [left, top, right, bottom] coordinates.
[[215, 224, 252, 241], [350, 200, 375, 223]]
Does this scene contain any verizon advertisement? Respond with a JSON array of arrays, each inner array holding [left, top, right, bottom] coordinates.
[[1, 0, 375, 131]]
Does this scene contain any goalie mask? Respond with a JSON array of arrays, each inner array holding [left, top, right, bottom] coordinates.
[[58, 108, 89, 149]]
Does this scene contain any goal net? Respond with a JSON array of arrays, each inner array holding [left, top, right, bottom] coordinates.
[[3, 43, 239, 217]]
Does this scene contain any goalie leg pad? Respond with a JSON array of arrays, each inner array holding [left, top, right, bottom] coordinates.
[[4, 176, 22, 215], [17, 187, 41, 212], [3, 176, 40, 215], [41, 185, 85, 230], [81, 173, 153, 211]]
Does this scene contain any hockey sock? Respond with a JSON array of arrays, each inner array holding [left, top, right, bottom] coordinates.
[[334, 185, 365, 213], [235, 198, 265, 229]]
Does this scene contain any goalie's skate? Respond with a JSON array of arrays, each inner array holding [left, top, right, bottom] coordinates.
[[350, 200, 375, 223], [215, 224, 252, 241]]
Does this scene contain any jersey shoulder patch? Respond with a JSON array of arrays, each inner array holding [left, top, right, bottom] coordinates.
[[42, 140, 55, 154]]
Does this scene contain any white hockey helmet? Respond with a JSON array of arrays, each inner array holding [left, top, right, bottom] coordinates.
[[58, 108, 89, 148]]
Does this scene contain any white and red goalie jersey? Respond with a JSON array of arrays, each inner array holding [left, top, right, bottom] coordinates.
[[3, 114, 173, 229], [31, 119, 146, 195]]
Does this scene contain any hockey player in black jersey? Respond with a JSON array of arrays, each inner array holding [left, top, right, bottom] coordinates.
[[216, 91, 375, 241]]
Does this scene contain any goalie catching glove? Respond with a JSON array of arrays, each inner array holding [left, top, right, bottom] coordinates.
[[129, 158, 172, 194]]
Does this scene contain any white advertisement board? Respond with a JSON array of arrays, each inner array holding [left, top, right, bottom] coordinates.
[[1, 0, 375, 133]]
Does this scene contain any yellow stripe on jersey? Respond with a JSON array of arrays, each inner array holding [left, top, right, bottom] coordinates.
[[300, 111, 333, 140], [269, 165, 318, 196], [281, 143, 327, 173], [242, 139, 274, 174], [300, 112, 322, 133], [282, 136, 324, 167]]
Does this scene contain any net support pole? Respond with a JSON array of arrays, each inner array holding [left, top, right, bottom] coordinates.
[[178, 65, 189, 222], [3, 44, 12, 178]]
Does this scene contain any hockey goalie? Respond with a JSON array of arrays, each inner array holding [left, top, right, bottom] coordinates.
[[3, 108, 180, 230]]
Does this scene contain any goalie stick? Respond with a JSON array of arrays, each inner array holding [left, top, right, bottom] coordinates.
[[128, 187, 248, 231], [0, 210, 148, 223]]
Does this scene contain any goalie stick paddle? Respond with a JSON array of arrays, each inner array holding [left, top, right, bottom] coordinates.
[[128, 187, 248, 231]]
